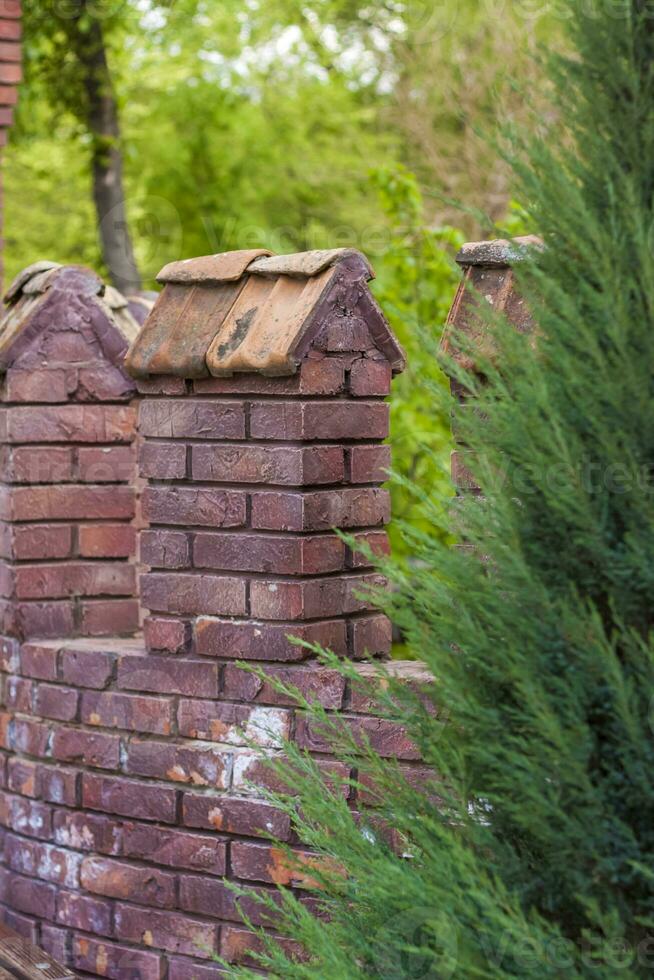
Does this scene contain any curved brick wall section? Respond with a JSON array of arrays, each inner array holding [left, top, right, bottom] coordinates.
[[0, 636, 428, 975]]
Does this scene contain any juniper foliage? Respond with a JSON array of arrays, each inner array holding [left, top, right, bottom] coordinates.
[[226, 3, 654, 976]]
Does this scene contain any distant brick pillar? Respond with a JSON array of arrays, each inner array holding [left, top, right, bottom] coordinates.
[[0, 263, 142, 643], [442, 237, 538, 493], [0, 0, 21, 288]]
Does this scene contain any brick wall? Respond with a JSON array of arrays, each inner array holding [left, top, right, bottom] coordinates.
[[0, 0, 21, 287], [0, 263, 141, 643], [0, 247, 434, 975]]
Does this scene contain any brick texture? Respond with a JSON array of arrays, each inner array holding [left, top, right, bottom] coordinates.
[[0, 244, 431, 978], [0, 264, 139, 644]]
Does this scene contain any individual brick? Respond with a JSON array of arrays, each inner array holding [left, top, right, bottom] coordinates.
[[80, 598, 140, 637], [0, 636, 19, 672], [15, 600, 75, 639], [138, 440, 187, 480], [80, 856, 176, 908], [72, 936, 164, 980], [125, 738, 229, 789], [315, 314, 374, 353], [56, 889, 112, 936], [38, 765, 79, 806], [249, 573, 384, 621], [14, 562, 135, 600], [193, 531, 344, 575], [144, 616, 190, 654], [0, 711, 11, 749], [81, 690, 174, 735], [141, 572, 246, 617], [7, 446, 73, 483], [191, 444, 344, 486], [176, 875, 274, 927], [295, 713, 420, 759], [177, 701, 290, 748], [121, 823, 227, 876], [250, 487, 390, 531], [221, 926, 302, 967], [4, 404, 136, 443], [52, 727, 121, 770], [348, 660, 433, 714], [40, 925, 71, 969], [53, 811, 121, 855], [78, 523, 136, 558], [168, 957, 227, 979], [7, 758, 38, 797], [4, 676, 33, 712], [76, 364, 136, 402], [231, 753, 351, 799], [117, 653, 219, 697], [61, 645, 114, 689], [4, 835, 81, 888], [140, 529, 191, 569], [77, 445, 135, 483], [9, 485, 135, 521], [8, 873, 57, 921], [4, 368, 71, 404], [8, 796, 52, 840], [142, 486, 246, 528], [34, 683, 79, 722], [222, 663, 345, 709], [12, 718, 51, 757], [139, 399, 245, 440], [348, 530, 390, 568], [249, 400, 389, 441], [20, 642, 58, 680], [182, 794, 291, 840], [114, 904, 218, 959], [11, 524, 73, 561], [350, 613, 393, 658], [349, 357, 392, 396], [82, 774, 178, 823], [194, 617, 347, 662], [231, 841, 322, 887], [136, 376, 187, 396]]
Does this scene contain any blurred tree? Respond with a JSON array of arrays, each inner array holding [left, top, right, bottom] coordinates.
[[21, 0, 143, 292]]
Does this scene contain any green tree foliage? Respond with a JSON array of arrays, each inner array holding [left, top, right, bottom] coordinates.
[[225, 2, 654, 976]]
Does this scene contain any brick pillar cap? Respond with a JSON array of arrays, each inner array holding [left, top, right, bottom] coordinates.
[[0, 261, 142, 370], [456, 235, 543, 268], [126, 247, 405, 380]]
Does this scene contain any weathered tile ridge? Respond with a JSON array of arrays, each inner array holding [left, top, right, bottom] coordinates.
[[126, 246, 405, 380], [456, 235, 543, 268]]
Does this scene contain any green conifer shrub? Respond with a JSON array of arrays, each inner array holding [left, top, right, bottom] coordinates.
[[226, 2, 654, 976]]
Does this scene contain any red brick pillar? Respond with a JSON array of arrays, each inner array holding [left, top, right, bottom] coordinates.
[[127, 248, 404, 665], [442, 237, 538, 492], [0, 0, 21, 288], [0, 263, 141, 644]]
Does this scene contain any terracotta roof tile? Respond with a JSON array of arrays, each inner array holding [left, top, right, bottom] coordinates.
[[158, 249, 272, 285], [126, 247, 405, 380]]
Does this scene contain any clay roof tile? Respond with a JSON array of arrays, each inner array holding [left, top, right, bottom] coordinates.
[[126, 247, 404, 380]]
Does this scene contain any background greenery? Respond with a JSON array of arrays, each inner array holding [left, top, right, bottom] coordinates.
[[6, 0, 553, 551]]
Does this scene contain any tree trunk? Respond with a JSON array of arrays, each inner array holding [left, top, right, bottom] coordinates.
[[70, 4, 141, 294]]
